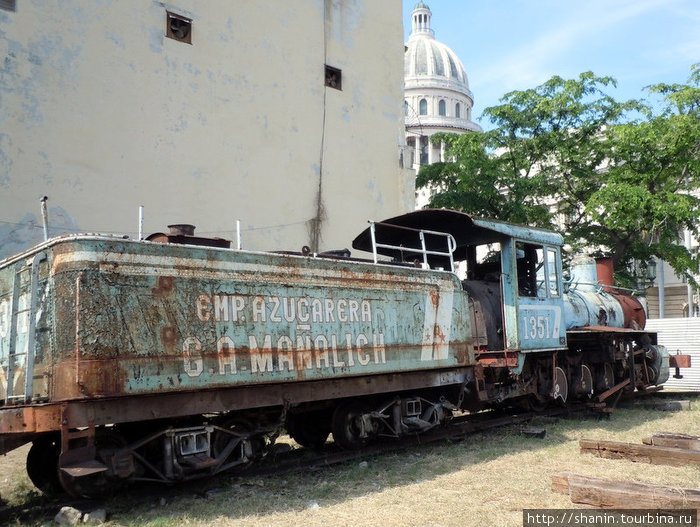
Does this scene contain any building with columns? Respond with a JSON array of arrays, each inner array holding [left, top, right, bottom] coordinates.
[[404, 1, 481, 178]]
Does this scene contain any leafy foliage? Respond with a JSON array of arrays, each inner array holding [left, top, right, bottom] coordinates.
[[417, 67, 700, 285]]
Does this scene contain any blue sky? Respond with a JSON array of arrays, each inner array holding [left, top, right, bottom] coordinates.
[[403, 0, 700, 129]]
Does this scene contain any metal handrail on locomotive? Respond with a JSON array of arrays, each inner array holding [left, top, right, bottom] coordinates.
[[0, 209, 690, 497]]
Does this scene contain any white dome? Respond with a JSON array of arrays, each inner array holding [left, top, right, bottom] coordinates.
[[404, 3, 471, 96], [404, 2, 480, 135], [405, 35, 471, 94]]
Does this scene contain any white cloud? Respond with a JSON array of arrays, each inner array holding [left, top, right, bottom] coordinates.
[[476, 0, 688, 92]]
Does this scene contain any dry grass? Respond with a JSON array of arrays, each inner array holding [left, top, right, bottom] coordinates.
[[1, 395, 698, 527]]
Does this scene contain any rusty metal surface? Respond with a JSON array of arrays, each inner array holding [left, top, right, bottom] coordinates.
[[146, 224, 231, 249], [610, 292, 646, 329], [1, 234, 475, 409], [565, 258, 645, 331], [462, 280, 503, 351], [567, 326, 654, 334], [564, 290, 626, 330], [475, 351, 519, 368], [61, 239, 471, 399], [0, 252, 52, 405], [669, 354, 691, 368], [0, 367, 473, 444]]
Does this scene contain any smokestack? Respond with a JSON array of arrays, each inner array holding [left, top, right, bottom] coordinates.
[[596, 258, 614, 292]]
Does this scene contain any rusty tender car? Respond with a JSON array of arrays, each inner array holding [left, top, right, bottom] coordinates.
[[0, 209, 690, 496]]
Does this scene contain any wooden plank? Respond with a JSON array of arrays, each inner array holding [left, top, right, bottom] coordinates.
[[550, 472, 571, 494], [552, 471, 700, 509], [579, 438, 700, 467], [642, 432, 700, 451], [596, 378, 630, 403]]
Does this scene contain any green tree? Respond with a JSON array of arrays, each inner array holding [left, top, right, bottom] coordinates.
[[417, 67, 700, 284]]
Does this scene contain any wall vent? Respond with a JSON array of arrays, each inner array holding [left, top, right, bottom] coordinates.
[[325, 65, 342, 90], [0, 0, 16, 12], [166, 12, 192, 44]]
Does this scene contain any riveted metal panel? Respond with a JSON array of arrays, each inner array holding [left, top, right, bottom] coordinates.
[[2, 236, 476, 403]]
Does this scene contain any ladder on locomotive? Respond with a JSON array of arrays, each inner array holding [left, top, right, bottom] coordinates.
[[5, 252, 45, 404]]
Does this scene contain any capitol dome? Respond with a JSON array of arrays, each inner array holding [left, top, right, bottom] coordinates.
[[405, 12, 470, 95], [404, 1, 481, 167], [404, 2, 481, 207]]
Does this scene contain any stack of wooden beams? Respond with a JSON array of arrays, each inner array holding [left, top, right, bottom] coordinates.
[[551, 432, 700, 508]]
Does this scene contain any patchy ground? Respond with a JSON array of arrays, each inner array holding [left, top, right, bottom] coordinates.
[[1, 395, 698, 527]]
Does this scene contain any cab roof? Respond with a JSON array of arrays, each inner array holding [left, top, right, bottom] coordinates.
[[352, 209, 562, 265]]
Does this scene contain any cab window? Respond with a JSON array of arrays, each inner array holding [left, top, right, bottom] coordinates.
[[516, 242, 545, 298], [547, 248, 560, 297], [516, 242, 560, 298]]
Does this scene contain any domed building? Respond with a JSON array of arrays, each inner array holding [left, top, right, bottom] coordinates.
[[404, 2, 481, 171]]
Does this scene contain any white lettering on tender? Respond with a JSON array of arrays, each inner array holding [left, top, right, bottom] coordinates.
[[249, 335, 274, 373], [196, 294, 374, 326], [252, 296, 266, 322], [181, 330, 386, 377], [269, 297, 282, 322], [217, 335, 237, 375], [196, 294, 211, 322], [183, 336, 204, 377], [185, 293, 387, 377]]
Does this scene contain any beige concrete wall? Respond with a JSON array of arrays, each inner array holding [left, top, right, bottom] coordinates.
[[0, 0, 413, 258], [646, 285, 694, 318]]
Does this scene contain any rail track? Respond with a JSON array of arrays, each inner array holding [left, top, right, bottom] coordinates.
[[0, 401, 603, 525]]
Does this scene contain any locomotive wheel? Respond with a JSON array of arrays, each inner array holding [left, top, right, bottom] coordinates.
[[286, 410, 332, 450], [595, 362, 615, 392], [27, 434, 62, 495], [525, 394, 550, 412], [58, 431, 126, 498], [552, 366, 568, 403], [332, 401, 372, 450]]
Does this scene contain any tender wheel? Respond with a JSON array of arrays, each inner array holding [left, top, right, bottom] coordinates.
[[58, 431, 126, 498], [27, 434, 61, 495], [286, 410, 332, 450], [332, 401, 373, 450]]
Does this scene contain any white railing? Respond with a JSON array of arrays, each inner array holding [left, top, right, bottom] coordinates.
[[368, 221, 457, 272]]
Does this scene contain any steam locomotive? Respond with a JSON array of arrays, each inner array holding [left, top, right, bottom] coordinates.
[[0, 209, 689, 497]]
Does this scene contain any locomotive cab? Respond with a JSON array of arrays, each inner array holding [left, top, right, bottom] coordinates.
[[354, 209, 685, 406], [352, 209, 569, 365]]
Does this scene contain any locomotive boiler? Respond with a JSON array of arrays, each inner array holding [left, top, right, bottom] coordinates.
[[0, 209, 688, 497]]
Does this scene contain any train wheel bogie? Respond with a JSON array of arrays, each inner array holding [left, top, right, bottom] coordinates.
[[332, 401, 375, 450], [212, 417, 269, 469], [58, 431, 127, 498]]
